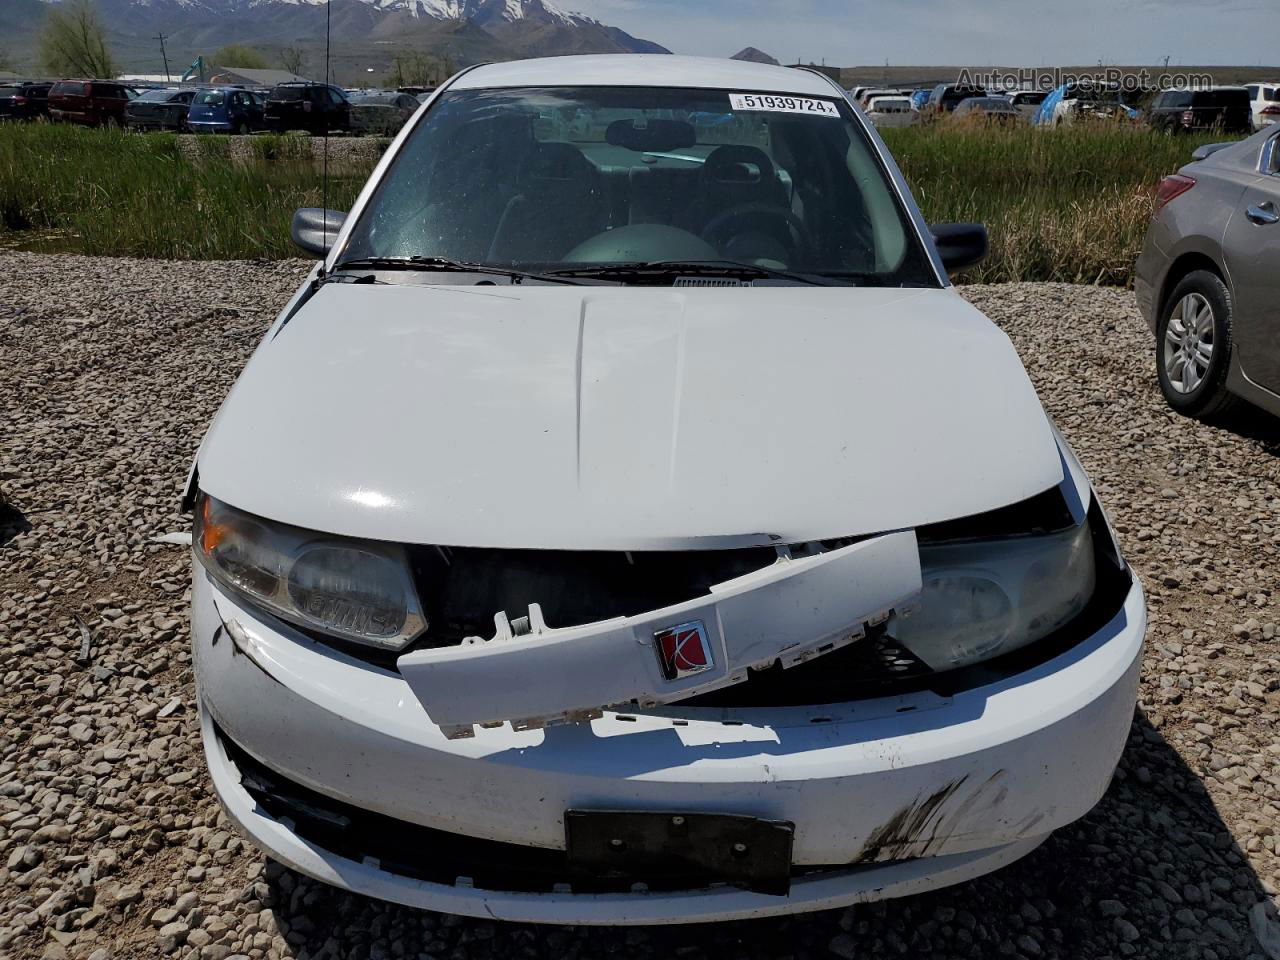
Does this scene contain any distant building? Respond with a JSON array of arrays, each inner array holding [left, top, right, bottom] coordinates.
[[119, 74, 177, 85], [170, 56, 315, 87], [205, 67, 314, 87]]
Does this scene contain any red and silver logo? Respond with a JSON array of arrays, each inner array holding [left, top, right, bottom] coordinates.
[[653, 620, 714, 681]]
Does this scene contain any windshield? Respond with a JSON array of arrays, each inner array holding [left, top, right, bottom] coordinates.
[[339, 86, 936, 285], [137, 89, 175, 103], [195, 91, 225, 106]]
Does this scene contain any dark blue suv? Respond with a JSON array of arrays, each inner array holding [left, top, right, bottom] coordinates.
[[186, 87, 266, 134]]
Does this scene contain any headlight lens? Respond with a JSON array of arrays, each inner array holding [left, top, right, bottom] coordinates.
[[194, 494, 427, 650], [892, 519, 1095, 670]]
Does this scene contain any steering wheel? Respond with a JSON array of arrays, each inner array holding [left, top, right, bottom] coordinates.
[[700, 203, 811, 262]]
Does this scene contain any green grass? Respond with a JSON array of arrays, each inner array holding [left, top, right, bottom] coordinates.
[[0, 124, 367, 260], [0, 120, 1246, 281], [880, 122, 1237, 284]]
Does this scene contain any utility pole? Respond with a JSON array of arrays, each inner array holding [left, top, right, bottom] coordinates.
[[155, 33, 171, 82]]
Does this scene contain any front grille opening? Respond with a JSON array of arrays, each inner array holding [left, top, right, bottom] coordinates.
[[217, 724, 878, 894], [408, 544, 778, 647], [684, 628, 933, 707]]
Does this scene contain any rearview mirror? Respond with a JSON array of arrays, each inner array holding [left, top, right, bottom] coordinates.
[[605, 118, 696, 153], [929, 222, 988, 272], [291, 207, 347, 258]]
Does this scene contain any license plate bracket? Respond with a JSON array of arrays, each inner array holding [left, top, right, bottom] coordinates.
[[565, 810, 794, 896]]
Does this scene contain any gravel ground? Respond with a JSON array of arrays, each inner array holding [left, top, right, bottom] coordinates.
[[2, 252, 1280, 960]]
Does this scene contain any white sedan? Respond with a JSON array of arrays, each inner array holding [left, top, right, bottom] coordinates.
[[186, 54, 1145, 925]]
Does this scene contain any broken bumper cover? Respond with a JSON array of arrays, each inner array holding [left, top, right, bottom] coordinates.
[[193, 569, 1144, 924], [398, 531, 922, 738]]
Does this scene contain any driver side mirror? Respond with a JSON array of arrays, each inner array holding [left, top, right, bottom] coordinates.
[[929, 222, 988, 272], [291, 207, 347, 258]]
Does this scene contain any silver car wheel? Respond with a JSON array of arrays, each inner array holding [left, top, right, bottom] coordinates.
[[1163, 292, 1214, 394]]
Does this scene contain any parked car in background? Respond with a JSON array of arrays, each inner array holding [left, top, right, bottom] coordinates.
[[264, 82, 351, 134], [864, 94, 918, 127], [952, 96, 1022, 125], [1034, 82, 1139, 127], [1147, 88, 1252, 135], [348, 92, 420, 135], [1136, 126, 1280, 419], [1244, 81, 1280, 131], [854, 88, 904, 110], [1003, 89, 1048, 120], [189, 54, 1144, 926], [925, 82, 987, 116], [125, 87, 197, 131], [47, 80, 140, 127], [187, 87, 266, 134], [0, 82, 52, 121], [399, 85, 436, 99]]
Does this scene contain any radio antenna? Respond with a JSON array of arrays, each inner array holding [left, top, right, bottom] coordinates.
[[321, 0, 332, 271]]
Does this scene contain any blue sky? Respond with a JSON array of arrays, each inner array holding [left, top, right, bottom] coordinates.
[[570, 0, 1278, 66]]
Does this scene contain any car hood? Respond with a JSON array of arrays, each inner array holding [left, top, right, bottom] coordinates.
[[198, 282, 1063, 549]]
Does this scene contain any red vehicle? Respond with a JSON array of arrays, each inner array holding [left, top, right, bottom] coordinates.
[[47, 79, 140, 127]]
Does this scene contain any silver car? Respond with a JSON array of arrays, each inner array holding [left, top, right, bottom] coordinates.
[[1136, 126, 1280, 419]]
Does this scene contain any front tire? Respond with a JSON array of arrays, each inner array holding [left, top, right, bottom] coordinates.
[[1155, 270, 1239, 419]]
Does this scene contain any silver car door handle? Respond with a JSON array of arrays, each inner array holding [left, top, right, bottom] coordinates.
[[1246, 202, 1279, 225]]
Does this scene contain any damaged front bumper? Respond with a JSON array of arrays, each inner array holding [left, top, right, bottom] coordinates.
[[193, 562, 1145, 924], [398, 531, 922, 738]]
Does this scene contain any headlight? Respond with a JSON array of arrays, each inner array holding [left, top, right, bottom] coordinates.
[[892, 519, 1095, 670], [194, 494, 427, 650]]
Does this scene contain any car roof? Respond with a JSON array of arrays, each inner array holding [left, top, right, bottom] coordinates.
[[452, 55, 838, 96]]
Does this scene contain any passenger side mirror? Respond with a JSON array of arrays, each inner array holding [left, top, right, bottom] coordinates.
[[291, 207, 347, 258], [929, 222, 988, 272]]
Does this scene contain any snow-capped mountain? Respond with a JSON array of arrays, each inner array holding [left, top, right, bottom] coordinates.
[[19, 0, 668, 71], [57, 0, 595, 24], [337, 0, 592, 26]]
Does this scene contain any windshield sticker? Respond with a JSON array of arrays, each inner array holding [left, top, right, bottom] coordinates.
[[729, 93, 840, 117]]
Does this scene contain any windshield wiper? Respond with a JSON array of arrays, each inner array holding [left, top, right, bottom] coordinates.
[[330, 256, 585, 286], [546, 260, 857, 287]]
